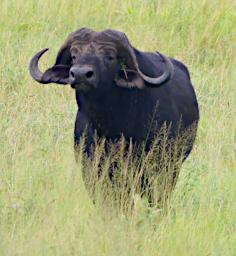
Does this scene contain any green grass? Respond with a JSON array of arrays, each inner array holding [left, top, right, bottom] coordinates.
[[1, 0, 236, 255]]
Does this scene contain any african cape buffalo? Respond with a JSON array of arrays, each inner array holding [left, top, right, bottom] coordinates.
[[29, 28, 199, 203]]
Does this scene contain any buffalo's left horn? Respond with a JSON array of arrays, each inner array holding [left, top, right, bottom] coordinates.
[[29, 48, 49, 84], [135, 52, 174, 86], [104, 30, 174, 86], [124, 41, 174, 86]]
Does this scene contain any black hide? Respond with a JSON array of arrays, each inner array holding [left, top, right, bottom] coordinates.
[[74, 49, 199, 159]]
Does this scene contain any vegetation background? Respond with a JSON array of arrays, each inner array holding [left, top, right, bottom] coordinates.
[[0, 0, 236, 255]]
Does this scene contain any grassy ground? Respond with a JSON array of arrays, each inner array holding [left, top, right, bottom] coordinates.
[[1, 0, 236, 255]]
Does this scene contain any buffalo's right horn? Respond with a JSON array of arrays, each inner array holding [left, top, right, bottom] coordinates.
[[29, 48, 70, 85]]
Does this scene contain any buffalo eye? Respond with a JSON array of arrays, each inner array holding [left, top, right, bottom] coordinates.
[[105, 55, 117, 65], [72, 55, 76, 61], [108, 56, 115, 61]]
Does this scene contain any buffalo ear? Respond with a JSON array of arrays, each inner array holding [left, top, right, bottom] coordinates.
[[115, 69, 145, 89], [42, 43, 72, 84], [42, 65, 70, 84]]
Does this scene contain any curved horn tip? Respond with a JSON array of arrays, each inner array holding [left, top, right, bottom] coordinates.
[[156, 51, 170, 64], [156, 51, 174, 76], [29, 48, 50, 83], [36, 47, 49, 56]]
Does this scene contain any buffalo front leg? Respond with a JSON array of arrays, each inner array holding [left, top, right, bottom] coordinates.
[[74, 110, 94, 161]]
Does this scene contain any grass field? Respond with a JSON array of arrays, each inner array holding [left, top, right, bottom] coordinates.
[[1, 0, 236, 255]]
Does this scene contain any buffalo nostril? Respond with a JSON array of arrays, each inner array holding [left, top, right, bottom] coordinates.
[[70, 71, 75, 78], [86, 71, 94, 79]]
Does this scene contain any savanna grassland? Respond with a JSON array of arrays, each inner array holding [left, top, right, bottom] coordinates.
[[0, 0, 236, 255]]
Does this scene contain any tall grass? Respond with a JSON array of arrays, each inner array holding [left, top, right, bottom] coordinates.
[[0, 0, 236, 255]]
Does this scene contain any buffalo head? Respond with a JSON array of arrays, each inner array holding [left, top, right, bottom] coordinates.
[[29, 28, 174, 92]]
